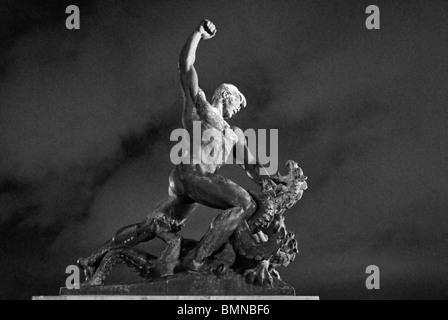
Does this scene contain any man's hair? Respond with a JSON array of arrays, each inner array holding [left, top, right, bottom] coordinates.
[[211, 83, 246, 108], [211, 83, 233, 103]]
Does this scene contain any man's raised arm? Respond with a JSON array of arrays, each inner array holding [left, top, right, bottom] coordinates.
[[179, 20, 217, 101]]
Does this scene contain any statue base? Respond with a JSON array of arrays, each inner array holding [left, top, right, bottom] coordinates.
[[59, 271, 296, 296]]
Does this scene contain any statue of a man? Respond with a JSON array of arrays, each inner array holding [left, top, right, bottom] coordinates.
[[78, 20, 275, 281]]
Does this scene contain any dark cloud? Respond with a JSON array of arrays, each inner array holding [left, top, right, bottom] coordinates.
[[1, 0, 448, 299]]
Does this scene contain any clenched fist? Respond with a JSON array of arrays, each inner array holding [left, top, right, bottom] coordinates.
[[197, 19, 217, 40]]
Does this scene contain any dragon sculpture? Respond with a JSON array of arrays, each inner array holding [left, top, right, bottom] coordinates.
[[82, 161, 308, 287]]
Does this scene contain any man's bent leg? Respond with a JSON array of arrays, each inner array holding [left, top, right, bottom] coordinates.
[[181, 172, 256, 270], [78, 195, 193, 280], [194, 206, 245, 263]]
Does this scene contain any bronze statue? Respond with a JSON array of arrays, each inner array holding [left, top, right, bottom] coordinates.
[[77, 20, 308, 288]]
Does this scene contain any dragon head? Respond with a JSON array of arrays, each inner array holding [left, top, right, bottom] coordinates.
[[286, 160, 307, 183]]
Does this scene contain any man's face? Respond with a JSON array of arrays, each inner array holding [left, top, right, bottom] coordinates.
[[223, 98, 242, 119], [222, 89, 245, 120]]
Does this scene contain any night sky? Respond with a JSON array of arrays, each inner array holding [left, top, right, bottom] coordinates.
[[1, 0, 448, 300]]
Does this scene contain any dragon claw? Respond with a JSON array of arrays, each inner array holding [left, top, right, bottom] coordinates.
[[243, 260, 274, 287]]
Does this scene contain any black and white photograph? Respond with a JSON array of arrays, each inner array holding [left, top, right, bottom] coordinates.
[[0, 0, 447, 302]]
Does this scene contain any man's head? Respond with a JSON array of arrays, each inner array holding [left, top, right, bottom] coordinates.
[[211, 84, 247, 119]]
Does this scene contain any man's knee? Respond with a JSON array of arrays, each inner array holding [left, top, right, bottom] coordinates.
[[220, 198, 255, 223]]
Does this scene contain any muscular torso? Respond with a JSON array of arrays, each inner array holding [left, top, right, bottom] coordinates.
[[168, 88, 241, 204], [182, 89, 239, 173]]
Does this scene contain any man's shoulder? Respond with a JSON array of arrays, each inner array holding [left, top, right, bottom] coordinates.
[[231, 125, 243, 133]]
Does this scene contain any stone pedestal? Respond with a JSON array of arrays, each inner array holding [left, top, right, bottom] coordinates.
[[59, 271, 296, 297]]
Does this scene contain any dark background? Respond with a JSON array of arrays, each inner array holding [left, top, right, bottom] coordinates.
[[1, 0, 447, 300]]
